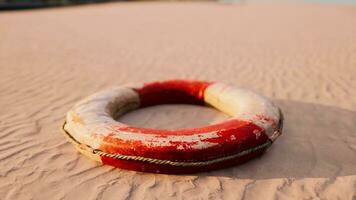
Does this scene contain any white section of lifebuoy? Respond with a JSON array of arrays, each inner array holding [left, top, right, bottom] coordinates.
[[204, 83, 280, 137], [64, 87, 140, 149]]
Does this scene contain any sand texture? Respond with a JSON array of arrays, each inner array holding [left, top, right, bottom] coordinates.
[[1, 2, 356, 199]]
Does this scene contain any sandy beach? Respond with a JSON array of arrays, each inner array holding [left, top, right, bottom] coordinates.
[[1, 1, 356, 199]]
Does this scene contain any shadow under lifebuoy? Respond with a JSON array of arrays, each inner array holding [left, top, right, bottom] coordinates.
[[118, 100, 356, 179], [205, 100, 356, 179]]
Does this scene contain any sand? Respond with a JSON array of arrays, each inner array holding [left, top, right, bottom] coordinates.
[[1, 1, 356, 199]]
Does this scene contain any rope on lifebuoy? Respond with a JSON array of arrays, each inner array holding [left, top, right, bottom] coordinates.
[[61, 121, 275, 167]]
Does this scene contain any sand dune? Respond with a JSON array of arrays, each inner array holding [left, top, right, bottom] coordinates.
[[0, 2, 356, 199]]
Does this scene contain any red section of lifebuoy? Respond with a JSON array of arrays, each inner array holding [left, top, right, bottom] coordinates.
[[134, 80, 211, 107], [100, 119, 268, 163]]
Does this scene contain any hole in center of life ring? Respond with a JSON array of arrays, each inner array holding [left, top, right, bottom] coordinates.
[[117, 104, 231, 130]]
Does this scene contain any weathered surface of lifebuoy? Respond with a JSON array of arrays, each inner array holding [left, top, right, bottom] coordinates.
[[62, 80, 283, 174]]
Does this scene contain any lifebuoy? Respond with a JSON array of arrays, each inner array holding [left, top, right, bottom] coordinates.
[[62, 80, 283, 174]]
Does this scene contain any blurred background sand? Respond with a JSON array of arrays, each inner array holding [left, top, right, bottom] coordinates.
[[0, 2, 356, 199]]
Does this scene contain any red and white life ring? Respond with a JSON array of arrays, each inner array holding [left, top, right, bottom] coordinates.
[[62, 80, 283, 174]]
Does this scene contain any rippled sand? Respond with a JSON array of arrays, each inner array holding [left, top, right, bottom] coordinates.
[[1, 2, 356, 199]]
